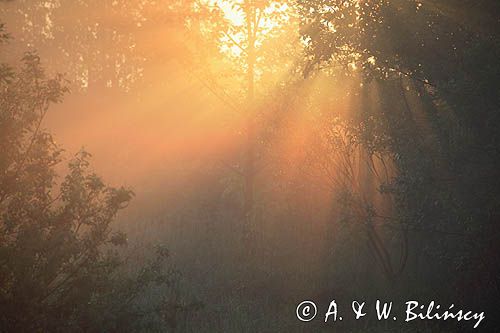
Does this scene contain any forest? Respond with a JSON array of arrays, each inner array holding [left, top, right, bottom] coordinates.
[[0, 0, 499, 332]]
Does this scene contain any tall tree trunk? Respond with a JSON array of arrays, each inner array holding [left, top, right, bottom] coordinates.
[[243, 2, 256, 242]]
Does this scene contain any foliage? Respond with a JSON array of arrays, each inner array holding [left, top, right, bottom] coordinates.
[[0, 37, 193, 331], [1, 1, 499, 331], [297, 0, 500, 329]]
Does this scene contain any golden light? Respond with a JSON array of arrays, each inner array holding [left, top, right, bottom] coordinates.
[[214, 0, 245, 27], [208, 0, 293, 57]]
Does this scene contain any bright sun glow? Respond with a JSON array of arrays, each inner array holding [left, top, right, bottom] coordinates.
[[210, 0, 292, 56], [215, 0, 245, 26]]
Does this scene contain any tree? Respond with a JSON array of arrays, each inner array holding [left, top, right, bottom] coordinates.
[[297, 0, 500, 328], [0, 0, 199, 91], [183, 0, 299, 244], [0, 27, 195, 332]]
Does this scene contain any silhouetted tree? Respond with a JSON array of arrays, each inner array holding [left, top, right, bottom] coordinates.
[[0, 27, 196, 332]]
